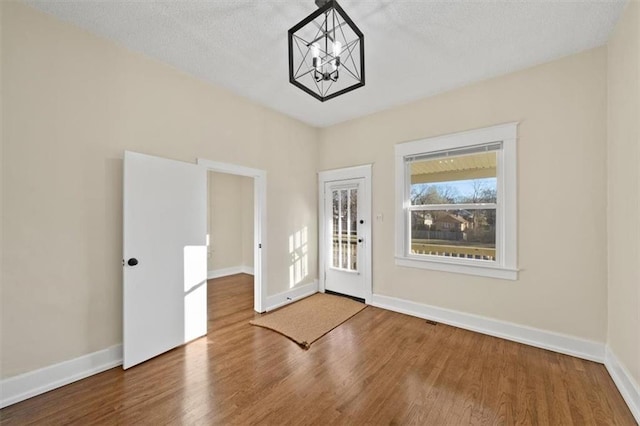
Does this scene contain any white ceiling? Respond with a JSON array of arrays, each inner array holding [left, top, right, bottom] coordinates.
[[26, 0, 627, 128]]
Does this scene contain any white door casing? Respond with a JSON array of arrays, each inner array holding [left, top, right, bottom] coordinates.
[[319, 165, 372, 302], [123, 151, 208, 369]]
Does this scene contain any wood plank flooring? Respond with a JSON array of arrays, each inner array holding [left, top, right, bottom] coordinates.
[[1, 274, 635, 425]]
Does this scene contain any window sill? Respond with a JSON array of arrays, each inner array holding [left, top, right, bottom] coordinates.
[[395, 256, 518, 280]]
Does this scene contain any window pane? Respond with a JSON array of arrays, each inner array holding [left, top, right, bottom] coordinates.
[[331, 187, 358, 271], [410, 209, 496, 261], [410, 151, 497, 205]]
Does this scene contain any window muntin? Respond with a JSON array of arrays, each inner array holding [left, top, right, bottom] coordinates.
[[407, 147, 498, 262]]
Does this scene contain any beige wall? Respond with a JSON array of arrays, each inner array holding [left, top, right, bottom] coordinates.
[[241, 177, 254, 268], [607, 1, 640, 387], [207, 171, 253, 272], [319, 48, 608, 342], [1, 2, 318, 378]]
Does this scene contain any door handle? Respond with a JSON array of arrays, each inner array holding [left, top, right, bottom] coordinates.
[[358, 238, 363, 243], [127, 258, 139, 266]]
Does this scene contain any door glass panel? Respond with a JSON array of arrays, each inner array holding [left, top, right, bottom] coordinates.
[[331, 186, 358, 271]]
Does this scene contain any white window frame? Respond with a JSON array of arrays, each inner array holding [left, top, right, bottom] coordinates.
[[395, 122, 519, 280]]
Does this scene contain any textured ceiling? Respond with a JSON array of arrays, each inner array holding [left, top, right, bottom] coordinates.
[[26, 0, 627, 128]]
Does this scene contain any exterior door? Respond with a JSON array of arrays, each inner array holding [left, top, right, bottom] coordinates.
[[323, 176, 369, 300], [123, 151, 208, 369]]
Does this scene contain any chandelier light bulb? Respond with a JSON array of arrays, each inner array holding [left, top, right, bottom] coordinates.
[[332, 40, 342, 58], [311, 43, 321, 71], [311, 43, 320, 59]]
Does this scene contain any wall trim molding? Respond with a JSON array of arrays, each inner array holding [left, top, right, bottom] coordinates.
[[0, 345, 123, 409], [371, 294, 605, 363], [207, 265, 254, 280], [265, 280, 318, 312], [605, 346, 640, 423]]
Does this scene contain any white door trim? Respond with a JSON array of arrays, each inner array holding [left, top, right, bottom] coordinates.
[[197, 158, 267, 313], [318, 164, 372, 304]]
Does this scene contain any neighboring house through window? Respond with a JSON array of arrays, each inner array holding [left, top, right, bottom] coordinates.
[[394, 123, 518, 280]]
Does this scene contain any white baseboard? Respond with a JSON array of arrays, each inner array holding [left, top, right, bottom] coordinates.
[[265, 280, 318, 311], [0, 344, 123, 409], [371, 294, 605, 363], [207, 265, 254, 279], [605, 346, 640, 423]]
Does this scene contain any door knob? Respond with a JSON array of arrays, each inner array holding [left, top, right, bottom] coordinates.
[[358, 239, 363, 243], [127, 258, 139, 266]]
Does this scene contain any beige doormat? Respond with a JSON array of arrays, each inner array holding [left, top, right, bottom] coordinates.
[[250, 293, 366, 349]]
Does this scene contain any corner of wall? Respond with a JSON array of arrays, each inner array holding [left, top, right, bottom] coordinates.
[[605, 346, 640, 423], [605, 2, 640, 422]]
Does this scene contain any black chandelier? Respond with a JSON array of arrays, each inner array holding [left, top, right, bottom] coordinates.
[[288, 0, 365, 102]]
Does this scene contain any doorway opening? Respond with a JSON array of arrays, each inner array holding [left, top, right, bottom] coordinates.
[[207, 171, 254, 279], [207, 171, 255, 319], [198, 158, 267, 313]]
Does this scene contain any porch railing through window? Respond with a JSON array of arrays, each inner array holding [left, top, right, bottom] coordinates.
[[332, 234, 358, 271]]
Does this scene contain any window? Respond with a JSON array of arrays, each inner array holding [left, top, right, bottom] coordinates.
[[331, 185, 358, 271], [395, 123, 518, 280]]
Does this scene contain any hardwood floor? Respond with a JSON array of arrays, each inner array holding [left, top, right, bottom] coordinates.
[[1, 274, 635, 425]]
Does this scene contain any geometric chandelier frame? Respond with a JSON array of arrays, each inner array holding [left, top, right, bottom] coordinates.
[[288, 0, 365, 102]]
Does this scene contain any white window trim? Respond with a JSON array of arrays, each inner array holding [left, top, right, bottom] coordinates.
[[394, 122, 519, 280]]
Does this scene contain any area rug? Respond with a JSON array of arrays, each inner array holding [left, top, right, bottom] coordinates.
[[249, 293, 366, 349]]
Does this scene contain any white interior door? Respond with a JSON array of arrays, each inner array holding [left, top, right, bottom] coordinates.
[[123, 151, 207, 369], [324, 177, 369, 300]]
